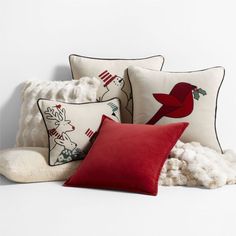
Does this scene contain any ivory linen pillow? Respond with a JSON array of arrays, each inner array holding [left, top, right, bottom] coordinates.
[[128, 66, 225, 152], [16, 78, 100, 147], [0, 147, 80, 183], [37, 98, 120, 166], [69, 54, 164, 123]]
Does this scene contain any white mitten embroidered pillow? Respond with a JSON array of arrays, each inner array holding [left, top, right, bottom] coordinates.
[[69, 54, 164, 123]]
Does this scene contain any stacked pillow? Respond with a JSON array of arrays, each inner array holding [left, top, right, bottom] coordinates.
[[1, 77, 101, 183], [0, 54, 225, 196], [16, 78, 100, 147]]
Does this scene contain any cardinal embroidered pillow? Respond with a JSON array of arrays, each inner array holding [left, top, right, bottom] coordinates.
[[37, 98, 120, 166], [128, 66, 225, 152], [69, 54, 164, 123]]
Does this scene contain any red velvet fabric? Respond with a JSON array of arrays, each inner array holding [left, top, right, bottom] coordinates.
[[64, 118, 188, 195]]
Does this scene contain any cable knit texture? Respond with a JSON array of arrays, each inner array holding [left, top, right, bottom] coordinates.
[[16, 78, 100, 147], [159, 141, 236, 188]]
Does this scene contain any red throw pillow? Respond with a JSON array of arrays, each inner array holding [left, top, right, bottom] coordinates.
[[64, 118, 188, 195]]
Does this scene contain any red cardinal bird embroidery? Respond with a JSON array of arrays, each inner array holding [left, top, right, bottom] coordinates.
[[146, 82, 207, 125]]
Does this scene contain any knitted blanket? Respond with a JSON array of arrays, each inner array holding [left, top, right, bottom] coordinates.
[[159, 141, 236, 188]]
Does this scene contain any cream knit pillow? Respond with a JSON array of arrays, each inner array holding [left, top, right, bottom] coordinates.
[[16, 78, 100, 147]]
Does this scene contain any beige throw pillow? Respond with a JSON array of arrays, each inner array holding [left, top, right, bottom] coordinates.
[[16, 78, 100, 147]]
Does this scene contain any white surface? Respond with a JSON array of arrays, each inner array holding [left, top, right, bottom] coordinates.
[[0, 0, 236, 151], [0, 175, 235, 236]]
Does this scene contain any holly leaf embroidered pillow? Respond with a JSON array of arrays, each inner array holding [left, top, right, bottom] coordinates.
[[37, 98, 120, 166], [128, 66, 225, 152], [69, 54, 164, 123]]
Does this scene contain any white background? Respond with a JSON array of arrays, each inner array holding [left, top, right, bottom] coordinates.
[[1, 180, 236, 236], [0, 0, 235, 150]]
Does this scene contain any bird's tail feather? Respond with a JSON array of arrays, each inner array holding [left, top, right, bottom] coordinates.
[[146, 110, 163, 125]]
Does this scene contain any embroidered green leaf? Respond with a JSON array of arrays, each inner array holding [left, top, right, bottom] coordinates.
[[198, 88, 207, 96], [193, 91, 200, 100]]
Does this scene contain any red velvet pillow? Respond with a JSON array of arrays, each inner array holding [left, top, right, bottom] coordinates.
[[64, 118, 188, 195]]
